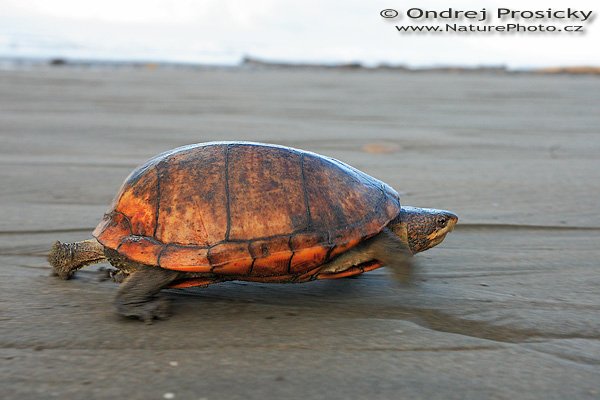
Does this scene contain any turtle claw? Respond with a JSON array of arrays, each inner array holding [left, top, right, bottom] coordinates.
[[384, 252, 416, 285], [97, 267, 128, 283], [51, 268, 76, 280], [116, 297, 171, 323], [386, 260, 415, 285]]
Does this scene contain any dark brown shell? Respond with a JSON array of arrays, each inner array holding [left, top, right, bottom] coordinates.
[[93, 142, 401, 278]]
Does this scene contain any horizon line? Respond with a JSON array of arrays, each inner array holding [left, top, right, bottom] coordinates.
[[1, 55, 600, 75]]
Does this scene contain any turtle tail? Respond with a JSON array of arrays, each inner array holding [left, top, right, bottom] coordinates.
[[49, 238, 106, 280]]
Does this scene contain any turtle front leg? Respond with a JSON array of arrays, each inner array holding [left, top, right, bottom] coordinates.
[[318, 229, 414, 283], [114, 266, 181, 323], [48, 238, 106, 279]]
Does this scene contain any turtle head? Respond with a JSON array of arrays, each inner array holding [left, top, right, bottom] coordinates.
[[389, 206, 458, 254]]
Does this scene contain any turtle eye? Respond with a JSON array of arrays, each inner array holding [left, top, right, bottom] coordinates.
[[436, 216, 448, 226]]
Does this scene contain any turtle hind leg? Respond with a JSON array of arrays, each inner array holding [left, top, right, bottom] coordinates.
[[114, 266, 181, 323], [48, 238, 106, 280]]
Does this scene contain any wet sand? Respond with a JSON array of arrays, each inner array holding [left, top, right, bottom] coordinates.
[[1, 67, 600, 399]]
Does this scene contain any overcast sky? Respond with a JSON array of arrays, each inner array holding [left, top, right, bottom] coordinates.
[[0, 0, 598, 67]]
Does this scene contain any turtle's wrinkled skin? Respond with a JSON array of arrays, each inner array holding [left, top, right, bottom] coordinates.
[[49, 142, 457, 322]]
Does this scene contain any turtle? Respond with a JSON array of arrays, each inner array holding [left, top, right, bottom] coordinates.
[[49, 142, 457, 322]]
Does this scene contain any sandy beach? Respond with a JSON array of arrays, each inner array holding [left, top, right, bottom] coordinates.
[[1, 66, 599, 399]]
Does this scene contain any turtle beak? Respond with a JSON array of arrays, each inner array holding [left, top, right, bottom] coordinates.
[[425, 211, 458, 246], [446, 212, 458, 231]]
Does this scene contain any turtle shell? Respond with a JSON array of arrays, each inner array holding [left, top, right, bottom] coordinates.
[[93, 142, 401, 279]]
